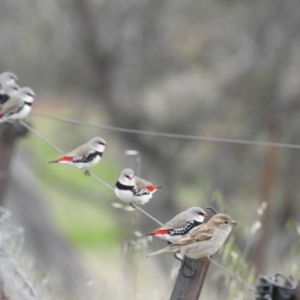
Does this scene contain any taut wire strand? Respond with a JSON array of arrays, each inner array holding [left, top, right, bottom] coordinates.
[[30, 111, 300, 150]]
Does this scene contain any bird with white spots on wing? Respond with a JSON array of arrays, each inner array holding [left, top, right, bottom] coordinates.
[[0, 87, 35, 123], [146, 214, 237, 259], [147, 207, 208, 243], [0, 72, 18, 89], [48, 137, 107, 176], [114, 168, 162, 205]]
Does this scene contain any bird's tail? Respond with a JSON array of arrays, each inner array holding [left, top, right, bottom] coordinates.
[[48, 160, 58, 164], [144, 233, 154, 237], [145, 228, 170, 237], [145, 245, 178, 258], [147, 185, 163, 192]]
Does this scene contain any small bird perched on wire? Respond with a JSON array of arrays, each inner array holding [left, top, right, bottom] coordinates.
[[0, 72, 18, 89], [114, 168, 161, 205], [146, 214, 237, 259], [49, 137, 107, 176], [147, 207, 208, 243], [0, 87, 35, 123]]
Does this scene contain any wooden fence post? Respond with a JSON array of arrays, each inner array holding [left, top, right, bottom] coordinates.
[[0, 123, 28, 206], [170, 257, 210, 300]]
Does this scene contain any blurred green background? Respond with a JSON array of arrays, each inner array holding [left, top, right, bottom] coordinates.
[[1, 0, 300, 299]]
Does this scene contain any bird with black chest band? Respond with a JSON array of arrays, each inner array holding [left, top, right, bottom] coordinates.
[[0, 87, 35, 123], [146, 214, 237, 259], [147, 207, 208, 243], [114, 168, 162, 206], [48, 137, 107, 176]]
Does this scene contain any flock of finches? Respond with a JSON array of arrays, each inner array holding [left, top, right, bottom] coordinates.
[[0, 71, 237, 263]]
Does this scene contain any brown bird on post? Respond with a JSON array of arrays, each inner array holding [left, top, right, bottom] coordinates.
[[146, 214, 237, 259]]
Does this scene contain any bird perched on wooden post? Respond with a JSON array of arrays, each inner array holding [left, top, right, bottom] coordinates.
[[147, 207, 208, 243], [48, 137, 107, 176], [114, 168, 161, 205], [146, 214, 237, 259], [0, 71, 18, 89], [0, 87, 35, 123]]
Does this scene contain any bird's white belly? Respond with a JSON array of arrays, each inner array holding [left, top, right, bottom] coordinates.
[[114, 189, 152, 205], [166, 235, 183, 243], [6, 106, 32, 122], [156, 234, 182, 243]]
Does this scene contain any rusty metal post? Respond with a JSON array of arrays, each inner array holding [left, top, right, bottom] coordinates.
[[170, 257, 210, 300]]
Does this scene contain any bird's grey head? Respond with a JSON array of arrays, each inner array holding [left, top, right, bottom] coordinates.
[[3, 83, 20, 96], [0, 72, 18, 88], [119, 168, 135, 185], [18, 87, 35, 103], [88, 137, 107, 152], [187, 207, 208, 223]]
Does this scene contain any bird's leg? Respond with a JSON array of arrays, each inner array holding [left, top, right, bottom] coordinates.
[[84, 170, 91, 176]]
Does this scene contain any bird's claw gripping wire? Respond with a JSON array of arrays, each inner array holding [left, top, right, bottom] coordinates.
[[173, 253, 195, 278], [206, 206, 218, 215], [84, 170, 91, 176]]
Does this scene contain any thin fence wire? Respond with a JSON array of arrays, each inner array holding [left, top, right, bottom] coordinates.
[[131, 204, 162, 226], [30, 111, 300, 150], [89, 172, 115, 191], [20, 121, 63, 154], [210, 258, 256, 292]]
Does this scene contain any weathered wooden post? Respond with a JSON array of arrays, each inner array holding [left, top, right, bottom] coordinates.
[[170, 256, 210, 300]]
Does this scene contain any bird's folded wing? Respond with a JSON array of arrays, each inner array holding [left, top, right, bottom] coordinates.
[[165, 215, 189, 229], [135, 176, 153, 189], [172, 224, 214, 245], [0, 97, 20, 114], [155, 218, 189, 232], [65, 144, 90, 157]]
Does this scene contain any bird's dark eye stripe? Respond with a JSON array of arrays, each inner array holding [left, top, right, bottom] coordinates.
[[224, 221, 229, 224]]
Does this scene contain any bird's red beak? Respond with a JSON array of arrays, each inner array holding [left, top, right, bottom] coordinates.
[[199, 211, 208, 217]]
